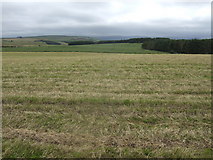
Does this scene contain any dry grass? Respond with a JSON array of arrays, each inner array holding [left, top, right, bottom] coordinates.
[[2, 52, 212, 158]]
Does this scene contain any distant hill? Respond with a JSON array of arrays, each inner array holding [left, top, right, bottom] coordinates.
[[2, 35, 98, 47], [93, 36, 143, 41], [27, 35, 97, 42], [93, 36, 124, 41]]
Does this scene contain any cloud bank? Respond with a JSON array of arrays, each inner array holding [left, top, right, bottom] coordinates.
[[2, 0, 211, 38]]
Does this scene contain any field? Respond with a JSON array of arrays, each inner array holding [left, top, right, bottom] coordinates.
[[2, 38, 47, 46], [3, 43, 164, 54], [2, 52, 212, 158]]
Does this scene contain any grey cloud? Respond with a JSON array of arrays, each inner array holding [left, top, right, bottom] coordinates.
[[2, 1, 211, 39], [4, 22, 209, 39], [36, 12, 103, 25]]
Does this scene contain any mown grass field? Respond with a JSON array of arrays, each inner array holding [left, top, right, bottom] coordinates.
[[3, 43, 164, 54], [2, 52, 212, 158]]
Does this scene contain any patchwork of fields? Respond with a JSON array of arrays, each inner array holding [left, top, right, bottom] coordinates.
[[2, 52, 212, 158]]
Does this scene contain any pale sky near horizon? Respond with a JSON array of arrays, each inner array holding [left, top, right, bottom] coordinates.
[[2, 0, 212, 38]]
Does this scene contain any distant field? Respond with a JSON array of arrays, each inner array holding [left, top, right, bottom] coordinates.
[[2, 43, 164, 54], [2, 35, 96, 47], [2, 38, 47, 46], [2, 52, 211, 158]]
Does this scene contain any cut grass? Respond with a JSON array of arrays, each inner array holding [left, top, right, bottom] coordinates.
[[2, 52, 211, 158]]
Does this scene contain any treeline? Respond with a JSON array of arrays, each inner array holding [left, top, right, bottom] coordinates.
[[97, 38, 156, 44], [142, 39, 211, 54], [65, 40, 122, 45], [65, 38, 211, 54], [65, 41, 95, 45], [65, 38, 155, 45]]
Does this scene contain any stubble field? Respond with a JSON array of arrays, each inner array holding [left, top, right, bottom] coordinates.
[[2, 52, 212, 158]]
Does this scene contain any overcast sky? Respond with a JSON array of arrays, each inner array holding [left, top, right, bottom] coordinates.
[[2, 0, 212, 38]]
